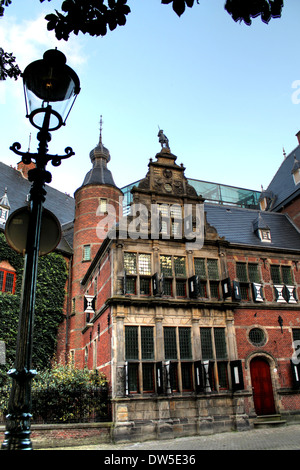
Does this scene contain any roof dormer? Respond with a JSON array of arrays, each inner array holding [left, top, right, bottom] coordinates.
[[0, 188, 10, 225], [252, 213, 271, 243], [291, 155, 300, 185], [259, 187, 275, 211]]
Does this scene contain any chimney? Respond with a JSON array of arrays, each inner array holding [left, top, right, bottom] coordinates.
[[296, 131, 300, 145], [17, 160, 36, 179]]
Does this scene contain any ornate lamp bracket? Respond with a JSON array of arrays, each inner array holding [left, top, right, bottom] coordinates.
[[10, 141, 75, 168]]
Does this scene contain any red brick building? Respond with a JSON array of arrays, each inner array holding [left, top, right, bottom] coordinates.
[[1, 127, 300, 441]]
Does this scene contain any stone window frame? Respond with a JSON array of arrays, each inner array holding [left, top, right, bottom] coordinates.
[[124, 325, 156, 394]]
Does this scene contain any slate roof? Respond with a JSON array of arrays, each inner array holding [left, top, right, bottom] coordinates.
[[205, 203, 300, 252], [263, 144, 300, 211], [0, 161, 75, 254]]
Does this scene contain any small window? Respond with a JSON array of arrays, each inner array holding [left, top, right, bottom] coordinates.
[[83, 245, 91, 261], [194, 258, 206, 278], [98, 198, 107, 213], [207, 259, 219, 280], [138, 254, 151, 275], [179, 327, 192, 360], [124, 252, 137, 274], [141, 326, 154, 360], [164, 327, 177, 360], [0, 268, 16, 294], [249, 328, 266, 347], [174, 256, 186, 277], [259, 229, 271, 242], [125, 326, 138, 360], [271, 265, 294, 285], [282, 266, 293, 285], [160, 255, 172, 277]]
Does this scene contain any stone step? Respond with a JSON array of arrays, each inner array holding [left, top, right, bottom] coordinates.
[[253, 414, 286, 428]]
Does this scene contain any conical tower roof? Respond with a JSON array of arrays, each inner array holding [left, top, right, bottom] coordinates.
[[81, 117, 117, 187]]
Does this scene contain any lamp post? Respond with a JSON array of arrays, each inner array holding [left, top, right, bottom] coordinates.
[[1, 49, 80, 450]]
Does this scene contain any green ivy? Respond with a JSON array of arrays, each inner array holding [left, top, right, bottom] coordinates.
[[0, 233, 68, 385]]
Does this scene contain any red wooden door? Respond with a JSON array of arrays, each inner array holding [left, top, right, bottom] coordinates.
[[250, 357, 276, 415]]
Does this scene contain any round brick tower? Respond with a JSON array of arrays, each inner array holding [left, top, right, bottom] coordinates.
[[69, 121, 123, 367]]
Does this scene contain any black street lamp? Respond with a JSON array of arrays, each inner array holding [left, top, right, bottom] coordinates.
[[1, 49, 80, 451]]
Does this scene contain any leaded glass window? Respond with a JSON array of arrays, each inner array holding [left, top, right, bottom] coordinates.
[[200, 327, 229, 391], [248, 263, 260, 283], [0, 268, 16, 294], [217, 362, 228, 389], [236, 263, 248, 282], [162, 278, 172, 296], [194, 258, 206, 278], [207, 259, 219, 280], [181, 363, 193, 391], [270, 265, 281, 284], [160, 255, 172, 277], [179, 327, 192, 359], [128, 363, 139, 393], [142, 363, 154, 392], [139, 254, 151, 275], [214, 328, 227, 359], [210, 281, 220, 299], [141, 327, 154, 359], [282, 266, 293, 285], [200, 328, 213, 360], [176, 279, 186, 297], [125, 326, 138, 359], [83, 245, 91, 261], [249, 328, 266, 347], [164, 327, 177, 359], [4, 273, 14, 293], [174, 256, 186, 277], [124, 252, 137, 275], [125, 277, 136, 294], [140, 277, 151, 295]]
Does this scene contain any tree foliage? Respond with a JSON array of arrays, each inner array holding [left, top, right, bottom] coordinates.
[[0, 48, 21, 80], [1, 361, 109, 423], [0, 233, 68, 385], [0, 0, 285, 79]]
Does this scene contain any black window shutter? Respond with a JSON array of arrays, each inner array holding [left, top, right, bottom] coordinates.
[[123, 271, 127, 294], [230, 360, 244, 391], [290, 359, 300, 389], [152, 273, 159, 296], [124, 361, 129, 395], [156, 361, 164, 394], [221, 277, 232, 299], [188, 275, 199, 298], [252, 283, 263, 302], [161, 274, 165, 296], [194, 360, 204, 393], [84, 296, 87, 311], [232, 280, 241, 301], [285, 285, 297, 304]]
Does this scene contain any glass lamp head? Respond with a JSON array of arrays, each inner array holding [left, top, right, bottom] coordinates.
[[22, 49, 80, 131]]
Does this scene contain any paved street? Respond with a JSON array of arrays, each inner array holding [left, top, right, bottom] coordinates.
[[41, 423, 300, 451]]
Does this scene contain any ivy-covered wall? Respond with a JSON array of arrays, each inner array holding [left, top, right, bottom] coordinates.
[[0, 232, 68, 385]]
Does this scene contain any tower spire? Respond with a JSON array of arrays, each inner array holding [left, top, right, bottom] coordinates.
[[99, 115, 103, 145]]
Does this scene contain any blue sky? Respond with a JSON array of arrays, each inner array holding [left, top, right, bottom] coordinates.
[[1, 0, 300, 197]]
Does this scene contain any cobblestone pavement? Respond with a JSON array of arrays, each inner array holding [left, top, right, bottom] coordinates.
[[40, 423, 300, 451]]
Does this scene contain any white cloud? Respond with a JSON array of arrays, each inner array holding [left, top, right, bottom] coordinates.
[[0, 13, 87, 71]]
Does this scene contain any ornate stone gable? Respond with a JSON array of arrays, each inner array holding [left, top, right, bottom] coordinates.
[[132, 147, 201, 206], [128, 146, 222, 242]]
